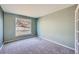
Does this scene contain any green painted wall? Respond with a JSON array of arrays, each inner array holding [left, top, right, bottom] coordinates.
[[0, 6, 3, 47], [4, 13, 16, 42], [38, 5, 76, 49], [4, 12, 37, 43]]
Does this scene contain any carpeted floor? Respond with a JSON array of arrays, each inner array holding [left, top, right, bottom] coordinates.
[[0, 37, 75, 54]]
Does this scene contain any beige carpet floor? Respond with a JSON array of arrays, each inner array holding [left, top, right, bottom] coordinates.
[[0, 37, 75, 54]]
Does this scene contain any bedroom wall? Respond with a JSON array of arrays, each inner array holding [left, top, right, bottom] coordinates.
[[38, 5, 76, 49], [4, 13, 16, 43], [4, 12, 37, 43], [0, 6, 3, 47]]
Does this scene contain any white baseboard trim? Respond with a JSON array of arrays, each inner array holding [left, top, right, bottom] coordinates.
[[39, 36, 75, 51], [0, 45, 3, 50]]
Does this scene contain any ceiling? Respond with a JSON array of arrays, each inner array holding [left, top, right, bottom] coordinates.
[[1, 4, 74, 18]]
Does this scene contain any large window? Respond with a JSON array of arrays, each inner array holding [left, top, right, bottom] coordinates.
[[16, 17, 32, 36]]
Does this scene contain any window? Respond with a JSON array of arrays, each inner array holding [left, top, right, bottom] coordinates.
[[16, 17, 32, 36]]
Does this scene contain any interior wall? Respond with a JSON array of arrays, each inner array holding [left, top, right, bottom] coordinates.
[[0, 6, 3, 47], [4, 13, 16, 43], [38, 5, 76, 49], [4, 12, 37, 43]]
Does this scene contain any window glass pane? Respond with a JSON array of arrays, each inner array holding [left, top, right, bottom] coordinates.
[[16, 18, 32, 36]]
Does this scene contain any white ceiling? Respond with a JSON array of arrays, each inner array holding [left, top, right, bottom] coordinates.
[[1, 4, 74, 18]]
